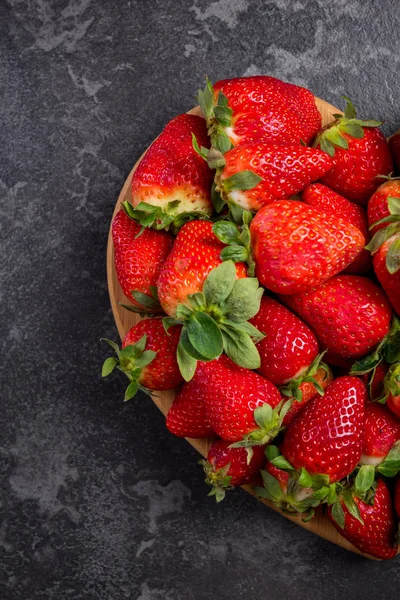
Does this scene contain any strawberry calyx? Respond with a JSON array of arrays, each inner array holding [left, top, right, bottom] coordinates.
[[366, 201, 400, 273], [314, 96, 382, 157], [375, 439, 400, 478], [329, 465, 378, 529], [199, 459, 233, 502], [101, 336, 156, 400], [351, 316, 400, 399], [280, 352, 330, 402], [197, 77, 234, 154], [229, 400, 293, 449], [118, 286, 162, 316], [212, 211, 255, 275], [122, 199, 210, 233], [162, 260, 265, 381]]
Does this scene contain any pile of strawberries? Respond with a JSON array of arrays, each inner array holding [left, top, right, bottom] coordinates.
[[103, 76, 400, 560]]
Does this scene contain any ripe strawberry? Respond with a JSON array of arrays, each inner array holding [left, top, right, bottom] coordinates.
[[250, 201, 365, 295], [200, 440, 266, 501], [386, 364, 400, 419], [282, 376, 366, 483], [281, 275, 392, 365], [395, 476, 400, 518], [282, 364, 333, 426], [389, 130, 400, 173], [128, 114, 213, 228], [166, 368, 214, 439], [157, 220, 246, 316], [200, 354, 283, 443], [361, 361, 388, 400], [367, 179, 400, 235], [101, 318, 182, 399], [316, 97, 393, 204], [207, 76, 321, 146], [360, 402, 400, 466], [302, 183, 371, 273], [249, 296, 319, 385], [213, 144, 332, 212], [371, 234, 400, 315], [112, 210, 173, 311], [328, 479, 398, 560]]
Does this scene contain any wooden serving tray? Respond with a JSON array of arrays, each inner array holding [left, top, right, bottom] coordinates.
[[107, 98, 397, 560]]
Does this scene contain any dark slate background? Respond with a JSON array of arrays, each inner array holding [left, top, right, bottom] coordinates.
[[2, 1, 400, 598]]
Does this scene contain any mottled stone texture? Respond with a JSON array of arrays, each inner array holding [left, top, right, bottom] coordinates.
[[1, 0, 400, 598]]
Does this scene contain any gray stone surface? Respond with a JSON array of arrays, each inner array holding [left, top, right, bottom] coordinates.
[[1, 1, 400, 598]]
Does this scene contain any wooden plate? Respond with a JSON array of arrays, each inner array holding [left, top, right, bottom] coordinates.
[[107, 99, 395, 560]]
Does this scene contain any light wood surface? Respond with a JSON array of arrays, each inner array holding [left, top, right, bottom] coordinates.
[[106, 98, 397, 560]]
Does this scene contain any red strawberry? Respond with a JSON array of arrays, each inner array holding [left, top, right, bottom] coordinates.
[[128, 114, 213, 228], [328, 479, 397, 560], [389, 130, 400, 173], [200, 355, 283, 443], [360, 402, 400, 466], [367, 179, 400, 235], [112, 210, 173, 311], [361, 361, 388, 400], [282, 376, 367, 482], [201, 440, 266, 501], [395, 476, 400, 518], [316, 97, 393, 204], [371, 234, 400, 315], [101, 318, 182, 399], [282, 365, 333, 426], [166, 369, 214, 439], [281, 275, 392, 365], [157, 220, 247, 316], [386, 364, 400, 419], [302, 183, 371, 273], [213, 144, 332, 212], [210, 76, 321, 144], [249, 296, 319, 385], [223, 109, 306, 148], [250, 201, 365, 295]]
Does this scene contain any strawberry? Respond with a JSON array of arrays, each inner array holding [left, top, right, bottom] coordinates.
[[302, 183, 371, 273], [281, 275, 392, 365], [328, 478, 398, 560], [249, 295, 319, 385], [395, 476, 400, 518], [157, 227, 266, 379], [370, 233, 400, 315], [389, 130, 400, 173], [127, 114, 213, 229], [112, 209, 173, 311], [367, 179, 400, 235], [200, 440, 265, 501], [199, 76, 321, 150], [211, 144, 332, 213], [250, 201, 365, 295], [386, 364, 400, 419], [101, 318, 182, 399], [166, 367, 214, 439], [282, 364, 333, 426], [361, 361, 388, 400], [282, 376, 367, 482], [360, 402, 400, 466], [200, 354, 284, 444], [316, 97, 393, 204]]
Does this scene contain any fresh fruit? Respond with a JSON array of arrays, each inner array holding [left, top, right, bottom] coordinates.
[[389, 130, 400, 173], [250, 201, 365, 295], [200, 354, 284, 443], [386, 364, 400, 419], [212, 144, 332, 212], [328, 478, 398, 560], [282, 376, 367, 482], [360, 402, 400, 466], [367, 179, 400, 235], [157, 220, 247, 316], [112, 209, 173, 311], [249, 296, 319, 385], [101, 318, 183, 399], [166, 367, 214, 439], [395, 476, 400, 518], [316, 97, 393, 204], [281, 275, 392, 365], [281, 364, 333, 426], [198, 76, 321, 150], [370, 233, 400, 315], [200, 440, 266, 501], [302, 183, 371, 273], [128, 114, 213, 228]]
